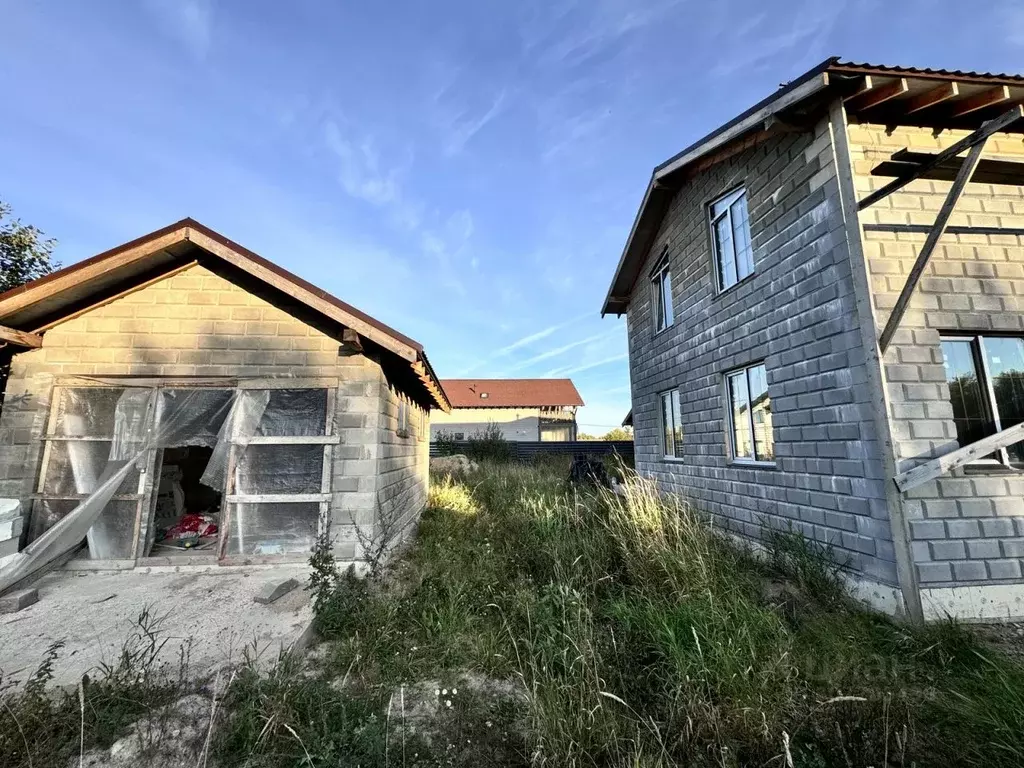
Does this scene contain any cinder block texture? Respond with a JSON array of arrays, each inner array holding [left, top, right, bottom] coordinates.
[[850, 122, 1024, 589], [0, 264, 431, 568], [624, 117, 898, 585]]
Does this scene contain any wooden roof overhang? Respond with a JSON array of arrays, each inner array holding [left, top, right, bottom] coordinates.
[[0, 219, 450, 411], [602, 58, 1024, 316]]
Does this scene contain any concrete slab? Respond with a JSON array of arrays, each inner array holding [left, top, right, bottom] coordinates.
[[254, 577, 300, 604], [0, 565, 312, 688]]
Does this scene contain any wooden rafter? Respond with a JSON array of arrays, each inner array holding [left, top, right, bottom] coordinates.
[[877, 138, 988, 353], [0, 324, 42, 348], [949, 85, 1011, 118], [894, 421, 1024, 492], [846, 78, 908, 111], [904, 82, 959, 114], [858, 105, 1023, 210]]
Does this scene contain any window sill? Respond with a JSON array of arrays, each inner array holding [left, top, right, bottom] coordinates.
[[662, 456, 686, 464], [396, 430, 411, 439], [713, 272, 755, 301], [729, 459, 777, 470], [652, 323, 674, 339]]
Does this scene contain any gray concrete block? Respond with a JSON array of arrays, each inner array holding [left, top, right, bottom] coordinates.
[[987, 560, 1023, 580], [951, 561, 988, 582], [254, 578, 300, 605], [917, 562, 952, 584], [0, 588, 39, 613]]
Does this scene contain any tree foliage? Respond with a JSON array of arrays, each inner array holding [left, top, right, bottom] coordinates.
[[0, 200, 58, 293], [601, 427, 633, 441]]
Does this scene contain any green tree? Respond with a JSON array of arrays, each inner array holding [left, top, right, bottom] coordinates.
[[0, 200, 58, 292], [601, 427, 633, 441]]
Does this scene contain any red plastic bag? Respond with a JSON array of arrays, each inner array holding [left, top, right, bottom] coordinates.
[[165, 514, 218, 540]]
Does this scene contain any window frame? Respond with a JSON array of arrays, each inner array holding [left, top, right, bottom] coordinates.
[[397, 396, 410, 439], [708, 186, 754, 294], [659, 388, 684, 460], [940, 333, 1024, 468], [34, 381, 338, 564], [724, 362, 775, 466], [650, 250, 674, 335]]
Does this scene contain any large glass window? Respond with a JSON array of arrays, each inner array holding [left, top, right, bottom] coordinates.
[[651, 255, 674, 333], [727, 363, 773, 463], [941, 335, 1024, 465], [710, 188, 754, 291], [660, 389, 683, 459]]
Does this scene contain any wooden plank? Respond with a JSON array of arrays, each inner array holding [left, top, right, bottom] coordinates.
[[949, 85, 1011, 118], [873, 151, 1024, 187], [245, 435, 340, 445], [878, 139, 988, 353], [846, 78, 908, 111], [858, 106, 1024, 210], [841, 75, 873, 101], [225, 493, 331, 503], [829, 98, 924, 622], [895, 421, 1024, 492], [0, 324, 43, 348], [904, 82, 959, 114]]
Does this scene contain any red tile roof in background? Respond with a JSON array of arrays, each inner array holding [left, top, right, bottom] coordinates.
[[441, 379, 584, 408]]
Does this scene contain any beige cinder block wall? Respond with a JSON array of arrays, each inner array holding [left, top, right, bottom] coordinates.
[[0, 264, 427, 565], [431, 407, 541, 441], [849, 121, 1024, 619]]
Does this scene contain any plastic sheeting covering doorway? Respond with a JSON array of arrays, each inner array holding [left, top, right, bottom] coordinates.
[[0, 385, 332, 593]]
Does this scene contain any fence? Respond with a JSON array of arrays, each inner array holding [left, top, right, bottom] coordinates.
[[430, 440, 635, 463]]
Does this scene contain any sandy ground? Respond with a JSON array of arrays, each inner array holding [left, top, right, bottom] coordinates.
[[0, 565, 313, 688]]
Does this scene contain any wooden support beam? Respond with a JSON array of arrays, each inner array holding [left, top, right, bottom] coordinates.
[[858, 105, 1024, 210], [904, 82, 959, 114], [339, 328, 363, 355], [894, 421, 1024, 492], [846, 78, 908, 111], [841, 75, 873, 101], [949, 85, 1011, 118], [877, 139, 988, 354], [0, 324, 42, 348], [873, 150, 1024, 187]]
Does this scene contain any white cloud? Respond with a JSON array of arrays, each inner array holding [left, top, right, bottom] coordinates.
[[323, 122, 402, 206], [543, 352, 627, 378], [442, 89, 508, 156], [502, 329, 620, 372], [143, 0, 214, 59]]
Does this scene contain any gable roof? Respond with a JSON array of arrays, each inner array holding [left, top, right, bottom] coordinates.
[[602, 57, 1024, 315], [441, 378, 584, 408], [0, 218, 450, 411]]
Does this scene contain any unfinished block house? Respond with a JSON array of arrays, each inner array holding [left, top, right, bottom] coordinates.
[[602, 59, 1024, 621], [0, 219, 448, 588], [431, 378, 584, 442]]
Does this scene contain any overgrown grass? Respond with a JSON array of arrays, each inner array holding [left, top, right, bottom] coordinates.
[[307, 460, 1024, 767], [6, 461, 1023, 766]]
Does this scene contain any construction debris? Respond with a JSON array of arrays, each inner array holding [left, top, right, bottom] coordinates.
[[0, 587, 39, 614], [254, 577, 300, 604]]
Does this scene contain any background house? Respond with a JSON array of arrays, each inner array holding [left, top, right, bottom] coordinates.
[[432, 378, 583, 442], [603, 58, 1024, 622], [0, 219, 448, 585]]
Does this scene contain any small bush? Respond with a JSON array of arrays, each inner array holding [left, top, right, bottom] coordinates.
[[464, 422, 514, 462]]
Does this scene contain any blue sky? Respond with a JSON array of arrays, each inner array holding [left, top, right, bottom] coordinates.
[[2, 0, 1022, 433]]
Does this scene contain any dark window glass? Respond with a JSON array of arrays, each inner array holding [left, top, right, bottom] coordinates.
[[981, 337, 1024, 463], [941, 339, 995, 452]]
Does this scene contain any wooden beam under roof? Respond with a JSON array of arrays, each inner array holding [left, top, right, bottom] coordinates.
[[846, 78, 908, 111], [877, 138, 988, 353], [904, 82, 959, 114], [949, 85, 1011, 118], [872, 149, 1024, 187], [858, 105, 1024, 210], [0, 324, 42, 348]]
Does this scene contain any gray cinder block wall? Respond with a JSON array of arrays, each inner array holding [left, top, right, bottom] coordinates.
[[626, 115, 903, 610], [0, 264, 430, 568], [850, 122, 1024, 619]]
